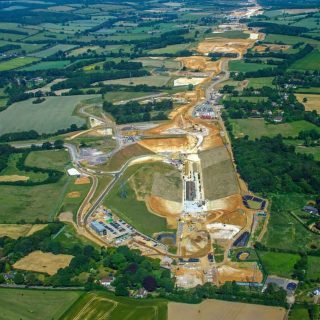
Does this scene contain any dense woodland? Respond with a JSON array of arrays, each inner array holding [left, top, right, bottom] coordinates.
[[231, 135, 320, 194]]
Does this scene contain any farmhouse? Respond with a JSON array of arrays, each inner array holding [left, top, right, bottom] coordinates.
[[100, 276, 115, 287]]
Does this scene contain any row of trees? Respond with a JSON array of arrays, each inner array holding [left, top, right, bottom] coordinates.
[[103, 99, 173, 124]]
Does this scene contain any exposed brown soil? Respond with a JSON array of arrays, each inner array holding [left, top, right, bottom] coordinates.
[[146, 195, 180, 228], [217, 262, 263, 284], [67, 191, 81, 198], [138, 136, 197, 153], [168, 299, 286, 320], [176, 56, 221, 72], [75, 177, 90, 185], [13, 251, 73, 275], [197, 37, 256, 56]]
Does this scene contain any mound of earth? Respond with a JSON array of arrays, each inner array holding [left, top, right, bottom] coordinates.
[[217, 263, 263, 284], [199, 146, 239, 201]]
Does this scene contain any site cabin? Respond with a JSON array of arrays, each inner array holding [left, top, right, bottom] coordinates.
[[90, 221, 107, 236], [100, 276, 115, 287], [67, 168, 81, 177], [303, 206, 319, 215]]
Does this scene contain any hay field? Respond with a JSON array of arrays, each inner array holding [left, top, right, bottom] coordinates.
[[295, 93, 320, 113], [0, 95, 97, 135], [168, 299, 285, 320], [0, 224, 47, 239], [62, 291, 167, 320], [200, 146, 239, 201], [0, 288, 82, 320], [13, 250, 73, 275]]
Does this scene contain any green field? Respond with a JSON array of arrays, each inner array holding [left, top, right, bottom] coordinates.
[[0, 288, 82, 320], [307, 256, 320, 280], [289, 305, 310, 320], [231, 119, 320, 139], [103, 75, 171, 87], [296, 146, 320, 161], [0, 56, 40, 71], [25, 149, 70, 171], [228, 96, 267, 103], [104, 164, 170, 236], [0, 153, 48, 182], [258, 251, 300, 278], [149, 43, 191, 55], [61, 291, 167, 320], [229, 61, 273, 72], [264, 34, 320, 45], [290, 49, 320, 71], [0, 149, 71, 223], [22, 60, 71, 71], [247, 77, 275, 88], [262, 193, 320, 251], [30, 44, 77, 58], [295, 87, 320, 94], [0, 95, 98, 135]]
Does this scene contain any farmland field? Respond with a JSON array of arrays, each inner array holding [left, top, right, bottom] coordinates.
[[0, 224, 47, 239], [289, 305, 310, 320], [0, 288, 82, 320], [168, 299, 286, 320], [0, 175, 69, 223], [30, 44, 77, 58], [247, 77, 275, 88], [295, 93, 320, 113], [258, 251, 300, 278], [290, 49, 320, 71], [149, 43, 191, 54], [264, 34, 320, 45], [0, 95, 98, 135], [61, 291, 167, 320], [229, 61, 273, 72], [0, 57, 39, 71], [21, 60, 71, 71], [230, 119, 320, 139], [25, 149, 70, 171], [13, 250, 73, 275], [102, 75, 171, 87]]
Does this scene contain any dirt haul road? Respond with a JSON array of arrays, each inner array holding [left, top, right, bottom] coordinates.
[[73, 13, 266, 284]]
